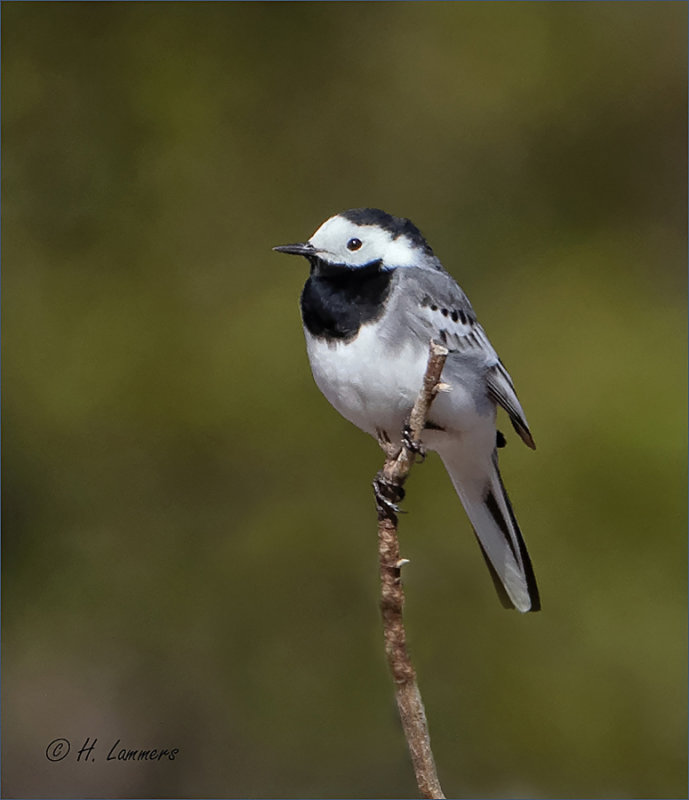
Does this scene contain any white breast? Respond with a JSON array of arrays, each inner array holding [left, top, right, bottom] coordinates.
[[304, 320, 482, 443]]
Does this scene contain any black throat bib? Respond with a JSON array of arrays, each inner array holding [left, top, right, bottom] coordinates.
[[300, 259, 394, 342]]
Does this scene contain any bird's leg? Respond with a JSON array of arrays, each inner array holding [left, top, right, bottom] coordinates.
[[376, 428, 401, 460]]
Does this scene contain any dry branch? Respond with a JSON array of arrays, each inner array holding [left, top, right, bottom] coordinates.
[[374, 340, 448, 800]]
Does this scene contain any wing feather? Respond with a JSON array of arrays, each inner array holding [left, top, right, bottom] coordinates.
[[486, 362, 535, 449], [399, 268, 535, 448]]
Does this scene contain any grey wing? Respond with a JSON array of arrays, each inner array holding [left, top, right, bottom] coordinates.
[[485, 361, 535, 449], [398, 268, 536, 449]]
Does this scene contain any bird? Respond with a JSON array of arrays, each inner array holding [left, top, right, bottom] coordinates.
[[274, 208, 540, 613]]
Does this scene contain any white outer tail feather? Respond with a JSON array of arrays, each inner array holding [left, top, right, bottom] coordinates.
[[439, 450, 539, 613]]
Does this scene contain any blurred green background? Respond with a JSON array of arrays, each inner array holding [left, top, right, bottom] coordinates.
[[2, 2, 686, 798]]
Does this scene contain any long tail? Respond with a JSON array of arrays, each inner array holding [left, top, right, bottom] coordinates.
[[439, 450, 540, 613]]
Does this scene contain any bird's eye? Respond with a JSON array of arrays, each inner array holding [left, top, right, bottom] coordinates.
[[346, 238, 362, 251]]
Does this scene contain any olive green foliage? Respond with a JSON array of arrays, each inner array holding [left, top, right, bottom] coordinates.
[[2, 3, 686, 798]]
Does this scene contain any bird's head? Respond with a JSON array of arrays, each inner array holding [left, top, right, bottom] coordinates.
[[274, 208, 438, 272]]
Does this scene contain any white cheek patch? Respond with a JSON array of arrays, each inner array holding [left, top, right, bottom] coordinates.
[[381, 236, 421, 267], [309, 217, 421, 269]]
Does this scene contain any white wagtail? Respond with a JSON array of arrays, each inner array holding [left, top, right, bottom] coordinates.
[[274, 208, 540, 613]]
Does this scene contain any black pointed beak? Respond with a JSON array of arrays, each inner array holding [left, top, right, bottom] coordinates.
[[273, 242, 315, 257]]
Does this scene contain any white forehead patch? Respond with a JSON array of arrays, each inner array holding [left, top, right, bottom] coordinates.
[[309, 215, 421, 268]]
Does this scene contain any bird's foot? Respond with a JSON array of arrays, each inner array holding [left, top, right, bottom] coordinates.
[[402, 424, 426, 463], [373, 472, 406, 516]]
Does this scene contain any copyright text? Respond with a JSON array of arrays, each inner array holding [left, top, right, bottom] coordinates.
[[46, 738, 179, 763]]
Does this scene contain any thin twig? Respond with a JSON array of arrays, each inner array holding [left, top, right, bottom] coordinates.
[[374, 340, 448, 800]]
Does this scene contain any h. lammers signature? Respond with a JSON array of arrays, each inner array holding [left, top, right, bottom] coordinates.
[[46, 737, 179, 763]]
